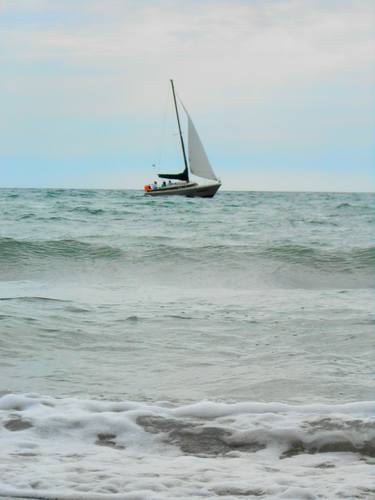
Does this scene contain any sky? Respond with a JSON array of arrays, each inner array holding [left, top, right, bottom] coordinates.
[[0, 0, 374, 191]]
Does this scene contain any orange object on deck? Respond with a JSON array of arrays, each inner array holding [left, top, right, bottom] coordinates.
[[144, 185, 150, 192]]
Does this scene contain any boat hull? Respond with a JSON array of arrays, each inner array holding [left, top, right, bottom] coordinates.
[[145, 182, 221, 198]]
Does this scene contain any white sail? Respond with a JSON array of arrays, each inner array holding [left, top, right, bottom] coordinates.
[[185, 113, 218, 181]]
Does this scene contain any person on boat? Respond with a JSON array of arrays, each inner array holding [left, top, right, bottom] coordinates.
[[161, 181, 166, 188], [151, 181, 158, 190]]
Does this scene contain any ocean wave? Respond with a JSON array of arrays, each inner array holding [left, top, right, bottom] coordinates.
[[70, 207, 105, 215], [140, 242, 375, 275], [0, 394, 374, 499], [336, 202, 352, 209], [44, 189, 97, 198], [0, 237, 123, 260], [259, 244, 375, 271], [0, 237, 373, 288], [17, 213, 36, 220], [1, 237, 373, 268], [0, 296, 68, 303], [335, 201, 374, 212], [45, 189, 65, 198]]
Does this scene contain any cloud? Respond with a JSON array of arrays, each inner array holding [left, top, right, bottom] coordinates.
[[1, 0, 373, 123], [0, 0, 373, 190], [2, 1, 374, 86]]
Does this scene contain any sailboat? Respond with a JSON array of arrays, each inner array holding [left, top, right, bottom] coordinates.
[[144, 80, 221, 198]]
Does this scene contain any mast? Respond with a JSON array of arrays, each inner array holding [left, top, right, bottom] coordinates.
[[170, 79, 189, 181]]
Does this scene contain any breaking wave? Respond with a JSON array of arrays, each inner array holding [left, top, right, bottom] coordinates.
[[0, 393, 374, 499]]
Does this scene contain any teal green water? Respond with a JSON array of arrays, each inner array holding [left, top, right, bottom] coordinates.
[[0, 189, 373, 403], [1, 189, 374, 499]]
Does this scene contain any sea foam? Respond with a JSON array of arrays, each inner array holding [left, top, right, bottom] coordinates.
[[1, 393, 374, 499]]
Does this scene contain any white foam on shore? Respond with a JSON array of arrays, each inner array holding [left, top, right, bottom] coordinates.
[[1, 394, 374, 499]]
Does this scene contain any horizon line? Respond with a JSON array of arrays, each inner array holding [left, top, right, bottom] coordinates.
[[0, 186, 373, 195]]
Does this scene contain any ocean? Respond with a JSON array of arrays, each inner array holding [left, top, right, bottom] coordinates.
[[0, 188, 374, 499]]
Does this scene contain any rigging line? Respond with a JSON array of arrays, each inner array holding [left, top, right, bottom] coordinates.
[[175, 92, 190, 158], [173, 91, 190, 169], [155, 83, 170, 171], [175, 92, 188, 135]]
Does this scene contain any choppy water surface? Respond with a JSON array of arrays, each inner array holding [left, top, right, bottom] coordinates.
[[0, 188, 374, 499]]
